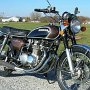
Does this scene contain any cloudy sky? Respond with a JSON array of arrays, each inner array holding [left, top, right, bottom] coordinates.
[[0, 0, 90, 17]]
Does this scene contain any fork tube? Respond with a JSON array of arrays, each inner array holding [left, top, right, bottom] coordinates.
[[63, 35, 74, 74], [65, 48, 74, 74]]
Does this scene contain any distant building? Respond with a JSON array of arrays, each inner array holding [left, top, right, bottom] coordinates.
[[2, 17, 19, 22], [83, 20, 90, 24], [87, 22, 90, 24], [2, 16, 26, 22], [2, 17, 10, 22], [22, 19, 26, 22], [31, 20, 40, 23], [10, 17, 19, 22]]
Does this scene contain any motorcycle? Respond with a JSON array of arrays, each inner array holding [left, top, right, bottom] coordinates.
[[0, 1, 90, 90]]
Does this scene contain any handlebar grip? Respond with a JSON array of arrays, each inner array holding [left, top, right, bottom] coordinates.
[[34, 9, 49, 13], [34, 9, 42, 12], [51, 10, 59, 14]]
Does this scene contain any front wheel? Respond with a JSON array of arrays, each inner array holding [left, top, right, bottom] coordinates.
[[57, 45, 90, 90]]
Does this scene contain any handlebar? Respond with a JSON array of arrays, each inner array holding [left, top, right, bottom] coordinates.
[[34, 9, 49, 13], [34, 7, 59, 14]]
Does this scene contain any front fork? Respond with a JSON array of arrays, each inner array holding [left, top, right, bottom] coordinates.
[[65, 48, 74, 74], [63, 34, 74, 74]]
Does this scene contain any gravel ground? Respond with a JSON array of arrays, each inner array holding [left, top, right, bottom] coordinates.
[[1, 66, 90, 90], [0, 66, 60, 90]]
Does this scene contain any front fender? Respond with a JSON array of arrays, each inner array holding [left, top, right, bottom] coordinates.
[[72, 44, 90, 52], [71, 44, 90, 57], [57, 44, 90, 65]]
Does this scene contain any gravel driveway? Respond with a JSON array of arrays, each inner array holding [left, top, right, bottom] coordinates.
[[0, 66, 60, 90]]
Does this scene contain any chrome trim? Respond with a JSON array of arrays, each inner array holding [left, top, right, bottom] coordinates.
[[66, 48, 74, 74]]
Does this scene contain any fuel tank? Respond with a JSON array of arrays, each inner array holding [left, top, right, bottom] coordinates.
[[27, 25, 59, 39]]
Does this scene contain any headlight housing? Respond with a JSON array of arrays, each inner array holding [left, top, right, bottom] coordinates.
[[70, 18, 81, 34], [62, 12, 70, 20]]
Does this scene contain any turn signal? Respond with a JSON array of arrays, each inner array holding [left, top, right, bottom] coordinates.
[[63, 20, 69, 26], [59, 30, 64, 35], [81, 26, 86, 32]]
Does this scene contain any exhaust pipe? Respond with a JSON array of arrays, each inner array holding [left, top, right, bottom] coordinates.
[[0, 60, 15, 69], [0, 50, 49, 73], [0, 60, 24, 72], [0, 56, 51, 73], [0, 50, 48, 73]]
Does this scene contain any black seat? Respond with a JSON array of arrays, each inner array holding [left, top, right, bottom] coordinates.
[[0, 26, 30, 36]]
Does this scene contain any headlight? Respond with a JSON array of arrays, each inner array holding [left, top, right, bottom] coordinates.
[[70, 19, 81, 34]]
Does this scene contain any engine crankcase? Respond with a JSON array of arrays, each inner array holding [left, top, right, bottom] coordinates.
[[19, 53, 37, 65]]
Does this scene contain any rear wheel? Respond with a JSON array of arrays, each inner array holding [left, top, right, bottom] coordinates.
[[57, 46, 90, 90]]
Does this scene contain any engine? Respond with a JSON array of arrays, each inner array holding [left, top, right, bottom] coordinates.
[[18, 38, 58, 69], [19, 39, 45, 67]]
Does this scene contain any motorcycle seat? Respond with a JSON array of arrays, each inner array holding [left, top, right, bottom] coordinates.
[[0, 26, 30, 36]]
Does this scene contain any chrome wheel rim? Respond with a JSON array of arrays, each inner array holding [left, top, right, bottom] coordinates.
[[59, 52, 90, 90]]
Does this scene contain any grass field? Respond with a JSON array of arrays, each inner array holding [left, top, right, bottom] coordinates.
[[0, 22, 90, 53], [77, 24, 90, 45], [0, 22, 47, 30]]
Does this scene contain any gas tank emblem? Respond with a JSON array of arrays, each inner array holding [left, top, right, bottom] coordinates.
[[38, 29, 49, 32]]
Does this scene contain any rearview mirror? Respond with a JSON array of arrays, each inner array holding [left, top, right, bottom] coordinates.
[[74, 7, 80, 15]]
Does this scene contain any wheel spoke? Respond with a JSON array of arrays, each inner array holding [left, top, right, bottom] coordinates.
[[57, 51, 90, 90], [61, 69, 71, 74]]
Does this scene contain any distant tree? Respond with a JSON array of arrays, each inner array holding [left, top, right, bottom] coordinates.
[[78, 16, 90, 23], [40, 15, 60, 23], [25, 17, 30, 22], [0, 15, 3, 22], [40, 16, 49, 23], [30, 12, 41, 21]]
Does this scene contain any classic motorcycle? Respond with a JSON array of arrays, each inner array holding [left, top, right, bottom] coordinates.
[[0, 1, 90, 90]]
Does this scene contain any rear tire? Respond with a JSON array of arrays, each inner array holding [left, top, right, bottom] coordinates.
[[57, 46, 90, 90]]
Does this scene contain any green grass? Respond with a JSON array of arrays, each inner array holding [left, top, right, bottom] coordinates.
[[0, 22, 47, 30], [77, 24, 90, 45]]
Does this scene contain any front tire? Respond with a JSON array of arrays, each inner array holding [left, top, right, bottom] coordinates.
[[57, 45, 90, 90]]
